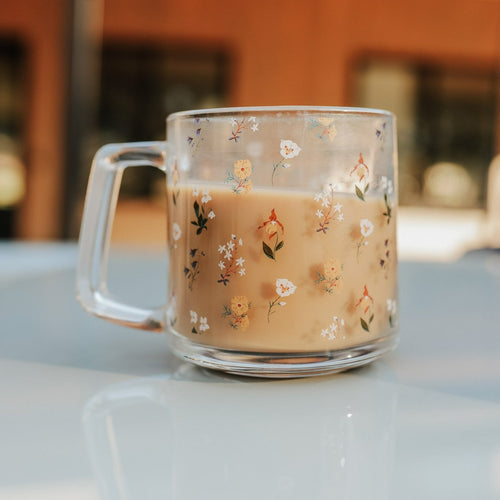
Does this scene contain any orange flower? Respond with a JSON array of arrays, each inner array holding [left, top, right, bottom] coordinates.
[[355, 285, 374, 313], [258, 209, 284, 238], [350, 153, 369, 181]]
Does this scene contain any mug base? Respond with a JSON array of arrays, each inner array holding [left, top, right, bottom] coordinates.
[[168, 332, 399, 378]]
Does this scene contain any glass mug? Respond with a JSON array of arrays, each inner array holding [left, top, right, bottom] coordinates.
[[77, 106, 399, 377]]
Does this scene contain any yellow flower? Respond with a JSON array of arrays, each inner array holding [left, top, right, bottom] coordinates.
[[231, 296, 249, 315], [239, 315, 250, 331], [234, 159, 252, 180], [324, 258, 341, 279]]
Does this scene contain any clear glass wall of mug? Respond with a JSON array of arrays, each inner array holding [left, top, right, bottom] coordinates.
[[77, 106, 398, 377]]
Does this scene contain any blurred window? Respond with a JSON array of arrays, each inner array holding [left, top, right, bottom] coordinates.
[[94, 43, 230, 199], [354, 59, 497, 209]]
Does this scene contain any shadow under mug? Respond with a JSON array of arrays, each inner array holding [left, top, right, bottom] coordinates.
[[77, 106, 399, 377]]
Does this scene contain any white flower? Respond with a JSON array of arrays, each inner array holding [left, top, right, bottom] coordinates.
[[190, 310, 198, 324], [278, 301, 286, 306], [199, 317, 210, 332], [251, 123, 259, 132], [360, 219, 374, 237], [328, 332, 336, 340], [218, 244, 226, 254], [227, 241, 235, 251], [315, 209, 324, 219], [381, 176, 394, 195], [337, 213, 344, 222], [314, 193, 323, 202], [321, 328, 329, 338], [333, 316, 338, 322], [236, 257, 245, 267], [238, 268, 246, 276], [282, 163, 291, 169], [280, 139, 301, 159], [340, 319, 345, 326], [201, 189, 212, 204], [275, 278, 297, 297], [321, 198, 330, 208], [329, 322, 338, 332], [231, 234, 236, 240], [208, 210, 216, 219], [192, 187, 200, 196], [333, 203, 343, 213], [224, 250, 232, 260], [231, 118, 238, 126], [387, 299, 397, 315], [172, 222, 182, 241], [239, 238, 243, 246], [218, 261, 225, 270], [249, 116, 257, 123]]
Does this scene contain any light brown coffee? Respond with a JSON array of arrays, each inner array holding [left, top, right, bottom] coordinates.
[[167, 183, 397, 352]]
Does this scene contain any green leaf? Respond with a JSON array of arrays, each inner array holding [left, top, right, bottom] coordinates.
[[191, 220, 199, 227], [355, 185, 365, 201], [360, 318, 370, 332], [389, 315, 393, 328], [364, 182, 370, 193], [192, 327, 198, 334], [196, 227, 203, 235], [262, 242, 275, 260], [369, 313, 374, 324], [275, 240, 284, 251], [193, 200, 200, 217]]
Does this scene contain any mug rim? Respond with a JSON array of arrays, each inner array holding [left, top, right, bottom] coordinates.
[[167, 105, 394, 121]]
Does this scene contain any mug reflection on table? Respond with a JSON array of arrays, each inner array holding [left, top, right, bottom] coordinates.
[[83, 366, 397, 499]]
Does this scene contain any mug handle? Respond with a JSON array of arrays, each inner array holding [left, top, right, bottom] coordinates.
[[76, 141, 166, 332]]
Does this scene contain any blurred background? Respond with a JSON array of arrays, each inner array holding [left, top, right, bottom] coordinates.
[[1, 0, 500, 259]]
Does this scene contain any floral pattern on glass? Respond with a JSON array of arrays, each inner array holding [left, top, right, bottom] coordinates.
[[228, 116, 259, 142], [355, 285, 374, 332], [171, 161, 180, 206], [172, 222, 182, 249], [314, 184, 344, 233], [217, 235, 246, 286], [375, 122, 386, 145], [356, 218, 374, 261], [225, 159, 253, 194], [315, 258, 343, 294], [350, 153, 370, 201], [387, 298, 397, 328], [258, 209, 284, 260], [307, 117, 337, 141], [222, 296, 251, 331], [267, 278, 297, 322], [380, 175, 393, 224], [191, 187, 215, 235], [320, 316, 345, 341], [187, 118, 206, 152], [184, 248, 205, 291], [272, 140, 301, 185], [190, 309, 210, 334], [379, 239, 391, 279]]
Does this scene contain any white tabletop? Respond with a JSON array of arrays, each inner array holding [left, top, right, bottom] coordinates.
[[1, 242, 500, 500]]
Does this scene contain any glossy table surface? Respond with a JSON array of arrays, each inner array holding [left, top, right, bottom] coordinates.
[[1, 243, 500, 499]]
